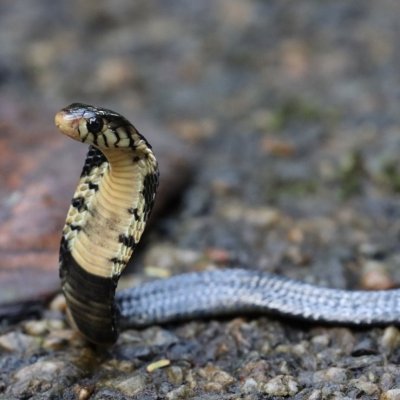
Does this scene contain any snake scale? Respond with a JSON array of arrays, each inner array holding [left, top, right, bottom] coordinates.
[[56, 103, 400, 345]]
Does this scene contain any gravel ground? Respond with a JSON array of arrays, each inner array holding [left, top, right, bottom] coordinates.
[[2, 0, 400, 398]]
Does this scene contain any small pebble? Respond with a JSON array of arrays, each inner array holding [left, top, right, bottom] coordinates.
[[143, 327, 179, 347], [23, 319, 64, 337], [350, 379, 378, 396], [239, 360, 268, 384], [204, 382, 224, 392], [351, 338, 378, 356], [361, 260, 393, 290], [286, 245, 311, 265], [0, 332, 39, 353], [198, 365, 235, 389], [23, 320, 49, 336], [311, 334, 330, 348], [261, 137, 296, 157], [49, 294, 67, 312], [166, 385, 192, 400], [185, 370, 197, 390], [221, 204, 280, 228], [287, 227, 304, 243], [275, 342, 308, 355], [381, 326, 400, 351], [241, 378, 258, 394], [169, 118, 216, 142], [262, 375, 299, 396], [76, 385, 94, 400], [359, 242, 385, 259], [144, 244, 200, 270], [10, 360, 70, 397], [205, 247, 232, 264], [380, 389, 400, 400], [380, 372, 395, 391], [42, 329, 78, 350], [95, 58, 136, 92], [144, 265, 172, 278], [308, 389, 323, 400], [167, 366, 184, 385], [313, 367, 348, 384], [113, 374, 146, 396]]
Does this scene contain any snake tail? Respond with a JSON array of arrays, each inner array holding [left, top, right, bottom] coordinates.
[[117, 269, 400, 328]]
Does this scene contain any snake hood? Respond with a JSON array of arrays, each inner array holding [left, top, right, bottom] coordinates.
[[56, 103, 159, 344]]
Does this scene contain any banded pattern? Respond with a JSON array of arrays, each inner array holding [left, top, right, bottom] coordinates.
[[62, 146, 107, 248], [56, 103, 158, 344]]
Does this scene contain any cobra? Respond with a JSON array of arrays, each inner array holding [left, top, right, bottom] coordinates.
[[56, 103, 400, 345]]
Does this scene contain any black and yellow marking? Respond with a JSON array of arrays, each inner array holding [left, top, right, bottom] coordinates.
[[81, 146, 107, 177], [60, 242, 119, 344], [128, 207, 140, 221], [88, 182, 99, 191], [142, 171, 159, 221], [118, 234, 136, 250], [56, 103, 159, 344], [71, 196, 86, 212]]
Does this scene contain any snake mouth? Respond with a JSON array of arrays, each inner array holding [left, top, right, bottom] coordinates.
[[55, 110, 81, 141]]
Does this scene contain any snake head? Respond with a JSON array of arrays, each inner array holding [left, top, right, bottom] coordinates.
[[55, 103, 142, 149]]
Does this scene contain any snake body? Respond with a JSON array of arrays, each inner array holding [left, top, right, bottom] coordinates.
[[56, 103, 400, 345]]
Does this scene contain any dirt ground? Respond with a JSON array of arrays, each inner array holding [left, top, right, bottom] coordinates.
[[2, 1, 400, 398]]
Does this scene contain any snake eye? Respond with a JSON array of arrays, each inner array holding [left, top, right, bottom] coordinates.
[[86, 117, 104, 134]]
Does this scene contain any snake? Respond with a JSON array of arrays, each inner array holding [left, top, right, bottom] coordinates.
[[55, 103, 400, 345]]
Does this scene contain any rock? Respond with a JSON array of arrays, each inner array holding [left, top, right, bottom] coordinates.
[[166, 366, 184, 385], [380, 372, 395, 391], [142, 327, 179, 348], [23, 319, 64, 336], [169, 118, 216, 143], [0, 332, 39, 353], [313, 367, 348, 384], [262, 375, 299, 396], [351, 338, 378, 356], [350, 379, 378, 396], [23, 320, 49, 336], [166, 384, 192, 400], [42, 329, 81, 350], [241, 378, 258, 394], [360, 260, 393, 290], [261, 137, 296, 157], [198, 365, 235, 392], [8, 360, 77, 397], [381, 326, 400, 351], [221, 204, 281, 228], [308, 389, 323, 400], [49, 294, 66, 312], [381, 389, 400, 400], [76, 385, 94, 400], [112, 374, 147, 397], [144, 244, 201, 271], [311, 334, 330, 349]]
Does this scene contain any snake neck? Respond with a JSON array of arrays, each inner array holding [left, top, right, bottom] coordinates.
[[62, 144, 158, 279]]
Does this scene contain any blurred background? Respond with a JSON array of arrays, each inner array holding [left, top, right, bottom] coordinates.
[[4, 1, 400, 398], [2, 0, 400, 321]]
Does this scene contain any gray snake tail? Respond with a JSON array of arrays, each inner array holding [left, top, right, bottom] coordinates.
[[56, 103, 399, 345], [117, 269, 400, 328]]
